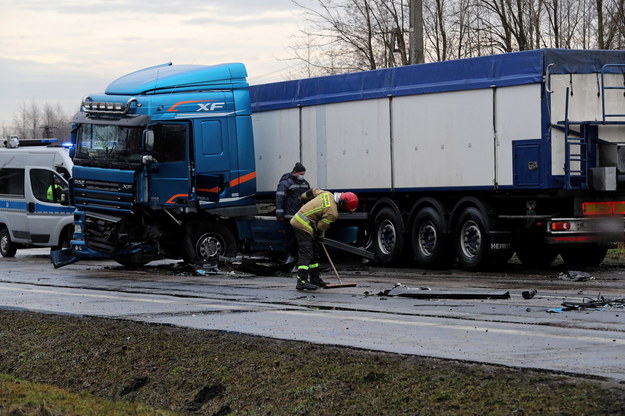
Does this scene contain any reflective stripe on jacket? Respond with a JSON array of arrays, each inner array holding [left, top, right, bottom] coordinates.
[[289, 188, 338, 236]]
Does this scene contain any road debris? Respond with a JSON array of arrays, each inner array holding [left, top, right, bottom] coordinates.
[[522, 289, 537, 299], [557, 270, 594, 281], [380, 283, 510, 299], [547, 295, 625, 313]]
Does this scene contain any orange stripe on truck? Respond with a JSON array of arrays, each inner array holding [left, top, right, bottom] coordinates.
[[165, 172, 256, 204]]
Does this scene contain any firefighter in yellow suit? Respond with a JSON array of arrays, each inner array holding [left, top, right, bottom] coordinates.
[[290, 188, 358, 290]]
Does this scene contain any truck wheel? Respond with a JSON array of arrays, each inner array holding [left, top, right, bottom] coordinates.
[[514, 242, 559, 268], [371, 207, 404, 265], [185, 222, 237, 264], [114, 256, 149, 268], [410, 207, 448, 268], [0, 228, 17, 258], [560, 244, 608, 267], [454, 207, 489, 270]]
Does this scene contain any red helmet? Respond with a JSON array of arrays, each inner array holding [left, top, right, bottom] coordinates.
[[339, 192, 358, 213]]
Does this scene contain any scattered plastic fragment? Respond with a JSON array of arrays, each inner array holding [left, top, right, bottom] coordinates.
[[547, 295, 625, 312], [557, 270, 594, 281], [381, 283, 510, 299]]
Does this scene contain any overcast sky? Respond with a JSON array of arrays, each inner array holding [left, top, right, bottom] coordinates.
[[0, 0, 309, 129]]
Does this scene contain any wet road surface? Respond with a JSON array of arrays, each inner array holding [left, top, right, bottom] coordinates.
[[1, 248, 624, 381]]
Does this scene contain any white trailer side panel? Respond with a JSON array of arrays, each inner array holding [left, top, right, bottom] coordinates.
[[392, 89, 495, 188], [494, 84, 543, 186], [300, 99, 392, 190], [252, 109, 300, 193]]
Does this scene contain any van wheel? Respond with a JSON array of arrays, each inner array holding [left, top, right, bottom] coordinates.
[[52, 225, 74, 251], [0, 228, 17, 257], [184, 222, 237, 264]]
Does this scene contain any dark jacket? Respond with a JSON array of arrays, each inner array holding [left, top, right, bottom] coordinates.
[[275, 173, 310, 219]]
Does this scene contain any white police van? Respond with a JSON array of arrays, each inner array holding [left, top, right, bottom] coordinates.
[[0, 139, 74, 257]]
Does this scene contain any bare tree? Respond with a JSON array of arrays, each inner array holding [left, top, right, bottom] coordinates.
[[290, 0, 412, 74], [8, 101, 70, 142], [290, 0, 625, 77]]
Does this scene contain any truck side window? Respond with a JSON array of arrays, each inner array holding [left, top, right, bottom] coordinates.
[[30, 169, 66, 203], [152, 124, 186, 163], [0, 168, 25, 197]]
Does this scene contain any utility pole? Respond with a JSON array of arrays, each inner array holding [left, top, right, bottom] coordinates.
[[409, 0, 424, 64]]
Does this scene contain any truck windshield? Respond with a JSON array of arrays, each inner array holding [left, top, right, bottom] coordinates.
[[74, 124, 143, 169]]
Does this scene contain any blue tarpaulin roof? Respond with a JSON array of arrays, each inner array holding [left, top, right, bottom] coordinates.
[[250, 49, 625, 112]]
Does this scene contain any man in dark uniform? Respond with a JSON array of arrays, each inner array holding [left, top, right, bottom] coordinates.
[[275, 163, 310, 265]]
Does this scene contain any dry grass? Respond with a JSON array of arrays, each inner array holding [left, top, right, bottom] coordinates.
[[1, 310, 624, 415]]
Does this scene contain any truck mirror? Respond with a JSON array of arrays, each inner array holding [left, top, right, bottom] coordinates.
[[59, 188, 70, 206], [141, 155, 155, 166], [144, 130, 154, 152]]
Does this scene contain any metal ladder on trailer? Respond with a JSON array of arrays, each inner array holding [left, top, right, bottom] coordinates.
[[561, 64, 625, 189], [601, 64, 625, 122], [562, 87, 590, 189]]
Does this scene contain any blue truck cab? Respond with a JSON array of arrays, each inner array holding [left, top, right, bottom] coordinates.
[[64, 63, 258, 266]]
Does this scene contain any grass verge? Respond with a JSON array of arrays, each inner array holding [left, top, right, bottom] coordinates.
[[0, 310, 624, 415]]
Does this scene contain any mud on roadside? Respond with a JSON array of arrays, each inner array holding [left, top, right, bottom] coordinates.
[[1, 310, 624, 415]]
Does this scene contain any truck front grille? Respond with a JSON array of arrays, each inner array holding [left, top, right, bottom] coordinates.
[[74, 178, 134, 213]]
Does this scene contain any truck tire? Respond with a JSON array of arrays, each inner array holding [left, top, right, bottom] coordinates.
[[514, 241, 559, 268], [0, 227, 17, 258], [371, 207, 405, 265], [560, 244, 608, 267], [114, 256, 149, 268], [185, 222, 237, 264], [454, 207, 489, 270], [410, 207, 449, 268]]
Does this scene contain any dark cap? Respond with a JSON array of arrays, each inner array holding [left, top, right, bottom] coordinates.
[[292, 162, 306, 173]]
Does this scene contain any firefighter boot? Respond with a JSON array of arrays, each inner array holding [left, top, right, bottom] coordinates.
[[309, 268, 328, 288], [296, 269, 317, 291]]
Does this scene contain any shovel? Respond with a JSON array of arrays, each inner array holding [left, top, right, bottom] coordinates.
[[320, 242, 357, 289]]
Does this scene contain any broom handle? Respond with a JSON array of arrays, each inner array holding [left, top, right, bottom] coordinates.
[[321, 242, 343, 284]]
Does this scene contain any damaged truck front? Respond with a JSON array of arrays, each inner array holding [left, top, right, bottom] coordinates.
[[54, 63, 258, 267]]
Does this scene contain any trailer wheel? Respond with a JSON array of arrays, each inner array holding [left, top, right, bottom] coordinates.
[[185, 222, 237, 264], [560, 244, 608, 267], [411, 207, 448, 268], [0, 227, 17, 258], [371, 207, 404, 265], [454, 207, 489, 270], [514, 242, 559, 268]]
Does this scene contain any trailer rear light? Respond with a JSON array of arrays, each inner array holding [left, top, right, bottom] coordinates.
[[550, 221, 571, 231], [613, 202, 625, 214], [582, 201, 625, 215]]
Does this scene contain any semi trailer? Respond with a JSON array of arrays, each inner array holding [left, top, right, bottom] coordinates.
[[53, 49, 625, 270]]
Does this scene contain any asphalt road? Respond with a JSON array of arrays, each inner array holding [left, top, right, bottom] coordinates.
[[1, 248, 624, 381]]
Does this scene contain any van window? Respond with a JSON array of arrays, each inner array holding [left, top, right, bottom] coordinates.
[[0, 168, 25, 196], [30, 169, 66, 203]]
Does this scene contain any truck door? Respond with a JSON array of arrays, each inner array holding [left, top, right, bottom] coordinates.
[[26, 168, 74, 244], [147, 123, 191, 206], [192, 118, 238, 203]]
